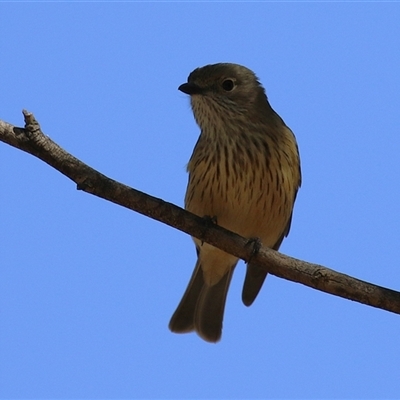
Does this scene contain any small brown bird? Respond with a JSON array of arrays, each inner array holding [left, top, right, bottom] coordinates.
[[169, 63, 301, 342]]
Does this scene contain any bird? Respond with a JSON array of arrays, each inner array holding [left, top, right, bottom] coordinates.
[[169, 63, 301, 343]]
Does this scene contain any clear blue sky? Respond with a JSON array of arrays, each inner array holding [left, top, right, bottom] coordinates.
[[1, 3, 400, 398]]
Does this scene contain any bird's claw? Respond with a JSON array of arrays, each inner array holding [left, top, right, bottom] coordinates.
[[245, 237, 262, 264], [201, 215, 218, 245], [203, 215, 218, 225]]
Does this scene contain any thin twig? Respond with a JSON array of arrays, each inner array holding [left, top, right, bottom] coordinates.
[[1, 110, 400, 314]]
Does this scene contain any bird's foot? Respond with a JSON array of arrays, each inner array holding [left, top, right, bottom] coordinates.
[[245, 237, 262, 264], [203, 215, 218, 225], [200, 215, 218, 245]]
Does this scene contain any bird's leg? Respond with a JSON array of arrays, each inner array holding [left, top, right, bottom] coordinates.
[[245, 237, 262, 264]]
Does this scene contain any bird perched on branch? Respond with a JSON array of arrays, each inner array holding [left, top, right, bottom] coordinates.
[[169, 63, 301, 342]]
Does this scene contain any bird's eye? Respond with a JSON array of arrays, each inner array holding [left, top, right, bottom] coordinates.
[[222, 79, 235, 91]]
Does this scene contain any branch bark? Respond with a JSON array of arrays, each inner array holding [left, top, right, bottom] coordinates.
[[1, 110, 400, 314]]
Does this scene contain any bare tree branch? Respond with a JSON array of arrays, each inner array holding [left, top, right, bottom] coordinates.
[[1, 110, 400, 314]]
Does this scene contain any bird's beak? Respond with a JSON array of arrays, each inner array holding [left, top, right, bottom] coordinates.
[[178, 82, 203, 95]]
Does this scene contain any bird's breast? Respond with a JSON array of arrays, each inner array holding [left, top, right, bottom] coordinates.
[[185, 126, 300, 248]]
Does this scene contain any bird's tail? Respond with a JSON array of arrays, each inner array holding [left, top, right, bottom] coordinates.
[[242, 262, 268, 306], [169, 260, 235, 343]]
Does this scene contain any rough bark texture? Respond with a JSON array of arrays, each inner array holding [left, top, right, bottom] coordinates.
[[1, 110, 400, 314]]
